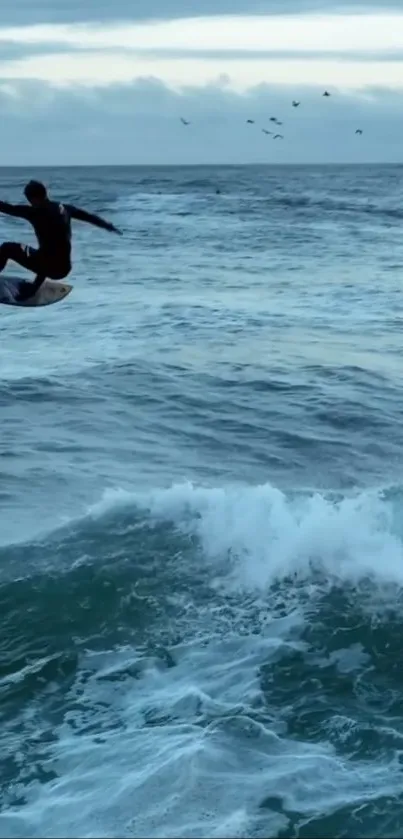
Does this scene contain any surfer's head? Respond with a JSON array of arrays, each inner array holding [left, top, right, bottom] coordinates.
[[24, 180, 48, 206]]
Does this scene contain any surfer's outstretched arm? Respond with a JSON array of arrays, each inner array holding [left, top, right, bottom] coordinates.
[[0, 201, 32, 220], [67, 205, 122, 234]]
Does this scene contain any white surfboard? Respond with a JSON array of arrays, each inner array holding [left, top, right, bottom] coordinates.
[[0, 276, 73, 308]]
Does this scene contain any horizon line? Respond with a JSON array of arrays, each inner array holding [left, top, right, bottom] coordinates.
[[0, 161, 402, 169]]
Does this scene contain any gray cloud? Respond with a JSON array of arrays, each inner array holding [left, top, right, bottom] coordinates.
[[2, 43, 403, 62], [3, 0, 401, 25], [0, 79, 402, 166]]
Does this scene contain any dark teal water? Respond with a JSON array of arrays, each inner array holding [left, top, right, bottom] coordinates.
[[1, 164, 403, 838]]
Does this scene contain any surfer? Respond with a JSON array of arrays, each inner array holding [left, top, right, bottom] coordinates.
[[0, 180, 121, 300]]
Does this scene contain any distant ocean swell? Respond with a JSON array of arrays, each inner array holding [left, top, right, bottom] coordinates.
[[118, 187, 403, 223]]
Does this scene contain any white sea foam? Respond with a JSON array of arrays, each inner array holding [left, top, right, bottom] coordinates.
[[91, 480, 403, 592]]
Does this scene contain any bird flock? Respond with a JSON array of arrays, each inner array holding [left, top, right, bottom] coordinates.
[[180, 91, 363, 141]]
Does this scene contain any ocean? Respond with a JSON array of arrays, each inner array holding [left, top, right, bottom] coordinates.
[[1, 163, 403, 838]]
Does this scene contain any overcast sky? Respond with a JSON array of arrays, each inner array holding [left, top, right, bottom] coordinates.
[[1, 0, 402, 165]]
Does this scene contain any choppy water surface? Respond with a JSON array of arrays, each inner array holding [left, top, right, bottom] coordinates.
[[1, 164, 403, 838]]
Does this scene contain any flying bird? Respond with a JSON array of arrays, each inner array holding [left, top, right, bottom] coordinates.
[[269, 117, 278, 122], [355, 129, 363, 135], [273, 134, 284, 140], [180, 117, 190, 125], [262, 129, 272, 135], [292, 101, 300, 107], [323, 91, 331, 97], [246, 119, 255, 124], [275, 120, 283, 126]]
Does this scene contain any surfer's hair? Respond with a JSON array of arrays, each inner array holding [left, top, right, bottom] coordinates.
[[24, 180, 47, 201]]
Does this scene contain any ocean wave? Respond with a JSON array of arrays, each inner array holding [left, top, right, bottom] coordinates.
[[2, 479, 403, 837], [114, 178, 403, 224], [218, 192, 403, 223], [3, 480, 403, 596], [87, 481, 403, 593], [2, 478, 402, 690]]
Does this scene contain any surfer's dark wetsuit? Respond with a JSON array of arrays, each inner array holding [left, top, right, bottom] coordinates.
[[0, 180, 121, 300]]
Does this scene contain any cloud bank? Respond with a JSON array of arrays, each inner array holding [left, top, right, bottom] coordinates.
[[1, 79, 402, 166]]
